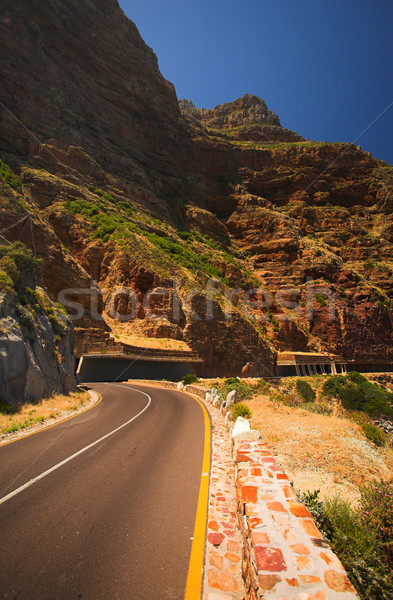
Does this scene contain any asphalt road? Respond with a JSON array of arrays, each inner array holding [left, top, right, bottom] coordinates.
[[0, 383, 207, 600]]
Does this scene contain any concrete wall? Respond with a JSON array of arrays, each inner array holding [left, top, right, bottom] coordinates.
[[77, 356, 193, 383]]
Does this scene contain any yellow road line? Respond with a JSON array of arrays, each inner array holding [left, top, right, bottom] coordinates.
[[0, 391, 102, 448], [184, 392, 211, 600]]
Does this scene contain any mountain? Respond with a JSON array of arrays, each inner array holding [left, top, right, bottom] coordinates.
[[1, 0, 393, 391]]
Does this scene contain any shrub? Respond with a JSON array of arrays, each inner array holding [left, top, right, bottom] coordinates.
[[302, 402, 332, 415], [0, 401, 14, 415], [182, 373, 198, 385], [221, 381, 254, 402], [231, 403, 252, 420], [224, 377, 238, 385], [314, 293, 327, 307], [0, 255, 19, 285], [0, 159, 22, 191], [323, 373, 393, 419], [0, 241, 41, 276], [299, 488, 393, 600], [361, 423, 387, 446], [0, 270, 14, 293], [296, 379, 316, 402]]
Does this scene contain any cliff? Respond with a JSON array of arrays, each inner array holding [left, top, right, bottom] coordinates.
[[0, 0, 392, 382], [0, 243, 76, 405]]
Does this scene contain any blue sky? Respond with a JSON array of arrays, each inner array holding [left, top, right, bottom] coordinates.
[[119, 0, 393, 165]]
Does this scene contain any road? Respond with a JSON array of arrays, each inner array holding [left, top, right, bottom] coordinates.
[[0, 383, 208, 600]]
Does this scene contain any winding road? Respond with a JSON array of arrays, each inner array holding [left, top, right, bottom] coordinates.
[[0, 383, 209, 600]]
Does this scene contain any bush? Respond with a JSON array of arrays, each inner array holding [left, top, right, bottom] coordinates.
[[361, 423, 387, 446], [0, 241, 41, 276], [182, 373, 198, 385], [302, 402, 332, 415], [323, 373, 393, 419], [231, 403, 252, 420], [0, 270, 14, 293], [221, 381, 254, 402], [0, 401, 14, 415], [296, 379, 316, 402], [224, 377, 238, 385], [299, 488, 393, 599], [0, 160, 22, 191], [314, 293, 327, 306]]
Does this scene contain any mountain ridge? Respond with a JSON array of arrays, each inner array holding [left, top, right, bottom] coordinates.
[[1, 0, 393, 393]]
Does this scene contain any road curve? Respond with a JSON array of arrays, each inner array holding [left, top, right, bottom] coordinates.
[[0, 383, 208, 600]]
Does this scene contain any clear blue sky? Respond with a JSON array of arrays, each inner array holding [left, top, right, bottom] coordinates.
[[119, 0, 393, 165]]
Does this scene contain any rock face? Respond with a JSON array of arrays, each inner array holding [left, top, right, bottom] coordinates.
[[0, 0, 393, 379], [0, 287, 76, 406], [0, 0, 186, 187]]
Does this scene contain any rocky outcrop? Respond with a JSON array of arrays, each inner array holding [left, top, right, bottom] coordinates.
[[0, 0, 187, 188], [0, 0, 393, 378], [0, 288, 76, 406]]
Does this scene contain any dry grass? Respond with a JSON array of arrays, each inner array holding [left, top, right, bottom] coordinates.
[[199, 376, 393, 505], [247, 391, 393, 505], [111, 333, 191, 351], [0, 391, 90, 436]]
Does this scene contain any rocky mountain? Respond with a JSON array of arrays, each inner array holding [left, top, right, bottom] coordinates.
[[0, 242, 76, 405], [1, 0, 393, 387]]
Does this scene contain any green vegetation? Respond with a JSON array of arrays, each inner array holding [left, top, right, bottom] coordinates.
[[220, 380, 254, 402], [314, 293, 327, 307], [0, 160, 22, 191], [224, 377, 239, 385], [0, 401, 14, 415], [296, 379, 316, 402], [323, 372, 393, 419], [361, 422, 387, 446], [231, 403, 252, 420], [0, 242, 41, 292], [299, 484, 393, 600], [182, 373, 198, 385]]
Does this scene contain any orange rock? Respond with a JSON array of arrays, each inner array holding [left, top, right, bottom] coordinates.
[[257, 574, 282, 590], [251, 531, 270, 545], [207, 570, 236, 592], [289, 543, 311, 555], [285, 578, 300, 587], [241, 486, 258, 503], [299, 519, 323, 538], [254, 546, 287, 572], [208, 520, 220, 531], [288, 502, 312, 518], [296, 555, 312, 570], [267, 501, 287, 512], [225, 552, 241, 563], [324, 569, 356, 593], [209, 554, 224, 570]]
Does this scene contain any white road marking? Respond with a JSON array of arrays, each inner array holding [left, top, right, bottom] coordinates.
[[0, 385, 152, 506]]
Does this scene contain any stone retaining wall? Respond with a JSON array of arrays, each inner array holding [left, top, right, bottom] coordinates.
[[128, 381, 359, 600], [234, 441, 358, 600]]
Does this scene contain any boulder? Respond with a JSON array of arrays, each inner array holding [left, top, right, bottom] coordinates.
[[225, 389, 237, 408], [232, 416, 251, 438]]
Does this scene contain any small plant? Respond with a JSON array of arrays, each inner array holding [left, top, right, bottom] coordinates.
[[314, 293, 327, 307], [361, 422, 387, 446], [221, 381, 254, 402], [299, 487, 393, 599], [182, 373, 198, 385], [0, 159, 22, 191], [0, 401, 14, 415], [231, 403, 252, 420], [302, 402, 332, 415], [296, 379, 316, 402], [224, 377, 238, 385]]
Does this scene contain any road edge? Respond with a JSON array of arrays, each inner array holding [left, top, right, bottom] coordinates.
[[183, 391, 211, 600]]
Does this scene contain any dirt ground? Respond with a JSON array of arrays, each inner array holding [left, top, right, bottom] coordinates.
[[203, 376, 393, 505]]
